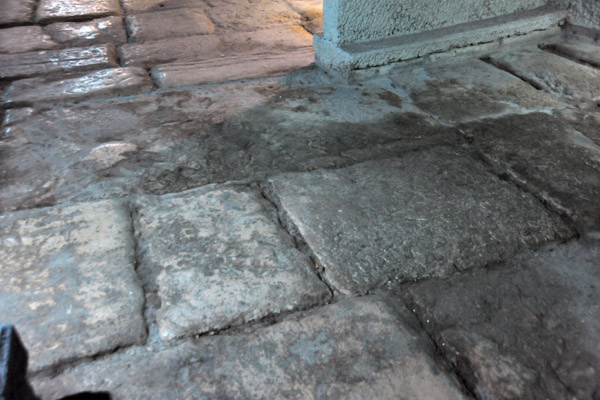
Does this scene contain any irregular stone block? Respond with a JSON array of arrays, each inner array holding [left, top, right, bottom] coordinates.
[[134, 184, 331, 341], [151, 48, 314, 87], [125, 8, 214, 42], [403, 241, 600, 400], [36, 0, 122, 24], [206, 0, 301, 31], [32, 295, 467, 399], [0, 200, 146, 371], [43, 16, 127, 47], [543, 40, 600, 68], [267, 146, 573, 295], [0, 0, 37, 26], [489, 48, 600, 103], [0, 26, 58, 54], [459, 112, 600, 237], [3, 67, 154, 106], [0, 44, 119, 79], [0, 326, 37, 400]]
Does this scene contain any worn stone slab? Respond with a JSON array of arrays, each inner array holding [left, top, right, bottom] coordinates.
[[267, 146, 573, 295], [206, 0, 302, 32], [0, 200, 146, 372], [459, 112, 600, 237], [0, 26, 58, 54], [0, 44, 119, 80], [134, 184, 331, 341], [121, 0, 205, 13], [151, 48, 314, 87], [403, 240, 600, 400], [3, 67, 153, 106], [120, 26, 312, 68], [43, 16, 127, 47], [125, 8, 214, 43], [489, 48, 600, 103], [33, 295, 467, 399], [544, 40, 600, 68], [36, 0, 122, 24], [0, 0, 36, 26]]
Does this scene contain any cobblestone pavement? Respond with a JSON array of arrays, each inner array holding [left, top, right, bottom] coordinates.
[[1, 1, 600, 399]]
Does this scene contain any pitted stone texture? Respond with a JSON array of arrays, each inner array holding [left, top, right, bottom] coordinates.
[[43, 16, 127, 47], [33, 295, 467, 400], [3, 68, 153, 106], [0, 200, 146, 372], [0, 27, 58, 54], [459, 112, 600, 236], [120, 26, 312, 68], [0, 0, 36, 26], [0, 44, 119, 80], [403, 241, 600, 400], [205, 0, 302, 32], [122, 0, 206, 13], [489, 48, 600, 103], [382, 58, 564, 124], [125, 8, 214, 42], [267, 146, 573, 295], [36, 0, 122, 24], [134, 184, 331, 341], [544, 40, 600, 68]]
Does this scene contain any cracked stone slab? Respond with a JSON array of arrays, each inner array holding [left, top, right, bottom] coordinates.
[[0, 26, 58, 54], [119, 26, 312, 68], [267, 146, 573, 295], [459, 112, 600, 237], [32, 295, 467, 400], [43, 16, 128, 47], [381, 57, 564, 124], [543, 40, 600, 68], [3, 67, 153, 106], [0, 0, 37, 26], [0, 200, 146, 372], [0, 44, 119, 80], [489, 48, 600, 103], [402, 240, 600, 400], [205, 0, 302, 32], [134, 184, 331, 341], [36, 0, 122, 24], [125, 8, 214, 42]]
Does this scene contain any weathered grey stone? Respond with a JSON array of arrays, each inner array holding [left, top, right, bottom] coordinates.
[[43, 16, 128, 47], [121, 0, 205, 13], [0, 200, 146, 372], [125, 8, 214, 43], [3, 67, 153, 106], [206, 0, 302, 31], [32, 295, 467, 400], [0, 26, 58, 54], [134, 184, 331, 341], [0, 44, 119, 80], [0, 0, 36, 26], [267, 146, 573, 295], [403, 240, 600, 400], [36, 0, 122, 24], [151, 48, 314, 87], [544, 40, 600, 68], [489, 48, 600, 103], [459, 112, 600, 236], [120, 26, 312, 68]]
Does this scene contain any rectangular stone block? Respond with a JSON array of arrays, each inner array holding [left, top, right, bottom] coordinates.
[[0, 0, 36, 26], [43, 16, 128, 47], [36, 0, 122, 24], [0, 26, 58, 54], [0, 44, 119, 79], [125, 8, 214, 42]]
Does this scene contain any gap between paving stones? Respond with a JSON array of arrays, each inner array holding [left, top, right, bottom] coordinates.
[[480, 57, 545, 91]]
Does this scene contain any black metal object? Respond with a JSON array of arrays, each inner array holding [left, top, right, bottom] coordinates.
[[0, 325, 37, 400]]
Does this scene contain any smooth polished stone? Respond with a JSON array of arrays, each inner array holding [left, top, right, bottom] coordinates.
[[43, 16, 127, 47], [36, 0, 122, 24], [0, 26, 58, 54]]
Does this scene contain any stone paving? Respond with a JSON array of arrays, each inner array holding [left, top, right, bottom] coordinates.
[[1, 1, 600, 399]]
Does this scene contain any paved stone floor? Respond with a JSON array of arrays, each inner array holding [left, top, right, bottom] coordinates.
[[1, 1, 600, 399]]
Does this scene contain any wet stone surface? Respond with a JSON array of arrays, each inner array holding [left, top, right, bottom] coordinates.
[[125, 8, 215, 42], [32, 295, 468, 400], [43, 16, 128, 47], [402, 240, 600, 400], [267, 146, 573, 295], [133, 184, 331, 341], [0, 26, 58, 54], [36, 0, 122, 24], [0, 200, 146, 372]]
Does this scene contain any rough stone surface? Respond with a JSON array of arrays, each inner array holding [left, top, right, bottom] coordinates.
[[36, 0, 122, 24], [2, 67, 153, 106], [32, 295, 467, 400], [0, 44, 119, 80], [151, 48, 314, 87], [0, 26, 58, 54], [0, 0, 37, 26], [490, 48, 600, 103], [43, 16, 128, 47], [206, 0, 302, 32], [125, 8, 214, 42], [403, 240, 600, 400], [267, 146, 573, 295], [544, 40, 600, 67], [121, 0, 204, 13], [134, 184, 331, 341], [0, 200, 146, 372], [459, 112, 600, 236]]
